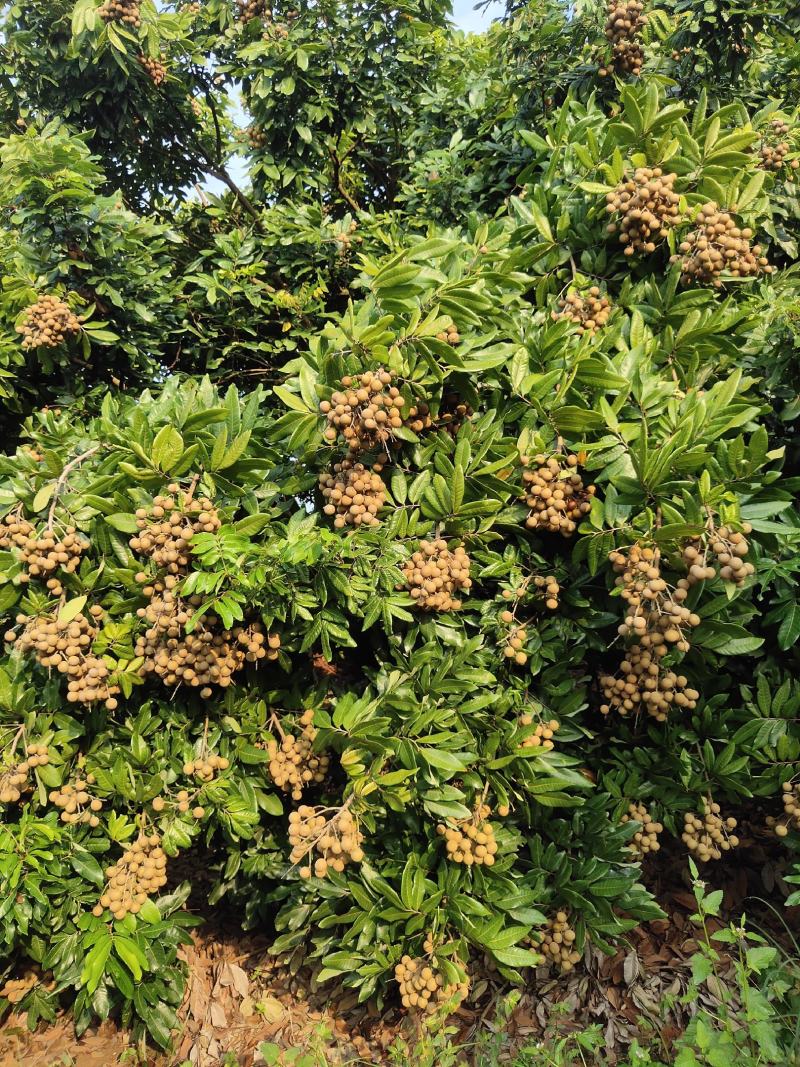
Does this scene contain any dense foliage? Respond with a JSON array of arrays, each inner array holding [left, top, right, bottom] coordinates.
[[1, 0, 799, 1051]]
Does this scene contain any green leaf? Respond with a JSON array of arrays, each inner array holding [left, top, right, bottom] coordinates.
[[58, 595, 88, 625], [151, 426, 184, 473]]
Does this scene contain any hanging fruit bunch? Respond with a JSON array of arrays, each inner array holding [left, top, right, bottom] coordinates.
[[759, 118, 798, 174], [520, 451, 596, 535], [670, 204, 772, 286], [533, 912, 583, 973], [394, 942, 470, 1013], [138, 54, 168, 86], [267, 710, 330, 801], [289, 804, 365, 879], [319, 369, 408, 454], [768, 782, 800, 838], [7, 608, 120, 709], [552, 287, 612, 335], [318, 459, 387, 529], [0, 514, 87, 596], [621, 801, 662, 856], [16, 295, 83, 350], [517, 714, 560, 751], [682, 801, 739, 861], [49, 774, 104, 826], [605, 169, 681, 254], [599, 0, 647, 77], [93, 834, 168, 918], [401, 539, 472, 611], [130, 487, 221, 573], [0, 743, 50, 804], [437, 803, 499, 867], [236, 0, 268, 22], [98, 0, 141, 26]]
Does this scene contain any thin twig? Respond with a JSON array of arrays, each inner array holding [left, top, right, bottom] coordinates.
[[46, 446, 100, 531]]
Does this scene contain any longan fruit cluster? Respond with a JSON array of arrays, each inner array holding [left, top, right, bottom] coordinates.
[[682, 802, 739, 861], [502, 623, 529, 666], [0, 516, 86, 596], [610, 544, 700, 653], [437, 392, 473, 437], [0, 971, 40, 1004], [8, 609, 120, 709], [135, 589, 279, 693], [769, 782, 800, 838], [236, 0, 267, 21], [98, 0, 141, 26], [16, 295, 83, 350], [394, 956, 469, 1013], [49, 774, 103, 826], [599, 0, 647, 77], [552, 288, 612, 334], [671, 204, 772, 286], [532, 574, 560, 609], [320, 369, 407, 454], [534, 913, 581, 973], [759, 120, 797, 172], [183, 753, 229, 782], [333, 223, 362, 258], [518, 715, 560, 751], [157, 789, 205, 819], [521, 452, 596, 536], [0, 744, 49, 803], [437, 808, 498, 867], [290, 805, 365, 879], [130, 489, 221, 574], [247, 125, 267, 149], [319, 459, 387, 529], [435, 326, 461, 346], [181, 2, 201, 13], [138, 54, 167, 86], [621, 801, 662, 856], [599, 646, 699, 721], [267, 710, 329, 800], [93, 835, 168, 919], [605, 168, 680, 255], [708, 524, 755, 585], [402, 539, 472, 611]]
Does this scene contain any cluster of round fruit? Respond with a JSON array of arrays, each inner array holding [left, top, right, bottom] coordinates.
[[671, 204, 772, 286], [599, 645, 699, 721], [502, 622, 529, 666], [599, 0, 647, 77], [152, 791, 205, 819], [621, 801, 662, 856], [0, 515, 86, 596], [92, 835, 168, 919], [532, 574, 561, 609], [534, 913, 582, 973], [437, 807, 498, 867], [435, 326, 461, 346], [682, 803, 739, 861], [437, 392, 473, 437], [518, 715, 560, 751], [290, 805, 365, 879], [138, 54, 167, 86], [246, 125, 267, 149], [16, 295, 83, 350], [520, 452, 596, 536], [605, 168, 680, 255], [769, 782, 800, 838], [98, 0, 141, 26], [134, 589, 279, 693], [236, 0, 267, 21], [130, 489, 221, 574], [402, 539, 472, 611], [705, 524, 754, 585], [552, 288, 612, 335], [0, 970, 42, 1004], [267, 710, 330, 800], [0, 744, 49, 803], [333, 222, 362, 258], [8, 608, 120, 709], [394, 955, 469, 1013], [180, 2, 201, 13], [759, 119, 797, 172], [183, 753, 229, 782], [50, 775, 103, 826], [320, 369, 408, 454], [610, 544, 700, 653], [319, 459, 387, 529]]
